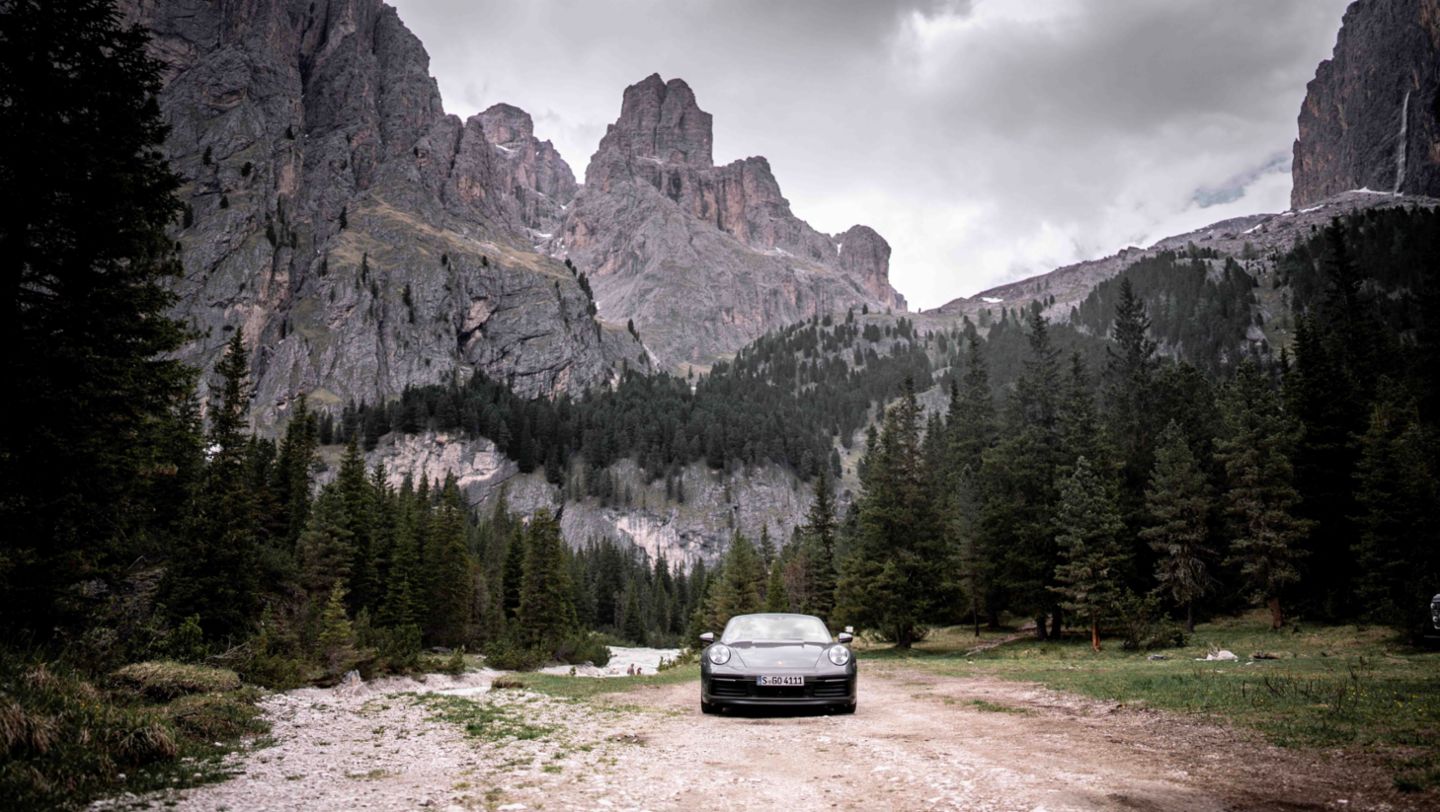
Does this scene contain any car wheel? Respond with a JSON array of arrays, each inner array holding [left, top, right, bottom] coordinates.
[[701, 700, 716, 715], [836, 702, 856, 715]]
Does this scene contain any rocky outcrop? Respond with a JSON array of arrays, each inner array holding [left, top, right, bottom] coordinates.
[[123, 0, 639, 427], [325, 433, 814, 565], [553, 74, 906, 370], [477, 103, 578, 233], [1291, 0, 1440, 207]]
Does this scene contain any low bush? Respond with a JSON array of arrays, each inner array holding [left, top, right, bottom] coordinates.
[[112, 661, 241, 699], [555, 634, 611, 668], [163, 689, 265, 740]]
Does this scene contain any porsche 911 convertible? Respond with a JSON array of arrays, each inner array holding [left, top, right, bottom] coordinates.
[[699, 612, 857, 714]]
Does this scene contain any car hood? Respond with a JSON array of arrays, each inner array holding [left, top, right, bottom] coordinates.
[[729, 642, 827, 670]]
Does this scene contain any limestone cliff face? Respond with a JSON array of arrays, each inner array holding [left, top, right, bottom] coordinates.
[[554, 74, 906, 370], [477, 103, 578, 233], [123, 0, 641, 427], [1291, 0, 1440, 207]]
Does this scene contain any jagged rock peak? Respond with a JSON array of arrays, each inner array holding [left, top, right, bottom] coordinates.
[[1291, 0, 1440, 208], [836, 225, 906, 312], [588, 74, 714, 186], [478, 102, 537, 144], [476, 102, 578, 229]]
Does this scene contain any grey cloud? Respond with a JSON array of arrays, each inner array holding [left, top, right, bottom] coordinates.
[[391, 0, 1349, 308]]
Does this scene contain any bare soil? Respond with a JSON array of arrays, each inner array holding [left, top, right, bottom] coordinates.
[[98, 663, 1425, 811]]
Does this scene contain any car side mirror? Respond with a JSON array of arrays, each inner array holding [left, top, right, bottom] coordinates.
[[837, 632, 853, 644], [699, 632, 714, 645]]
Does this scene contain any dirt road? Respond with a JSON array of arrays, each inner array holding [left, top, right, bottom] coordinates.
[[99, 663, 1420, 811]]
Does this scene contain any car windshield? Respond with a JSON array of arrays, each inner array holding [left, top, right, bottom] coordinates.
[[721, 614, 832, 644]]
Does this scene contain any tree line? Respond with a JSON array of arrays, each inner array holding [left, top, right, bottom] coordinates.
[[774, 211, 1437, 648]]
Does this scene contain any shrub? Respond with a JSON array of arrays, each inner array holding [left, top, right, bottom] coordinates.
[[481, 641, 545, 672], [490, 675, 526, 690], [443, 647, 467, 676], [554, 634, 611, 668], [163, 690, 265, 740], [112, 661, 241, 700], [1114, 592, 1188, 651]]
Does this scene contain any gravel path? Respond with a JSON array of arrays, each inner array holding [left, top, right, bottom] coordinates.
[[96, 663, 1426, 811]]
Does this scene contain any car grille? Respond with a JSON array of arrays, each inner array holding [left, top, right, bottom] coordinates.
[[710, 676, 852, 699]]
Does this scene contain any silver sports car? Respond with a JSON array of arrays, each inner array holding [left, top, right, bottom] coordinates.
[[699, 613, 857, 714]]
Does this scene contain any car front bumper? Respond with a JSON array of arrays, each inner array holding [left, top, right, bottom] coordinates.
[[702, 673, 857, 708]]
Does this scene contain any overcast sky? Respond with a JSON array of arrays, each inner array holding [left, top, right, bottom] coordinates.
[[390, 0, 1350, 310]]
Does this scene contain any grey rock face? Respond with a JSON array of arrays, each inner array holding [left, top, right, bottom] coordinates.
[[122, 0, 638, 427], [478, 103, 578, 233], [1291, 0, 1440, 207], [555, 74, 906, 370]]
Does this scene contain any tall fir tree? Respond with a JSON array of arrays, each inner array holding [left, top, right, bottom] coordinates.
[[703, 533, 764, 633], [801, 470, 838, 621], [835, 378, 944, 647], [2, 0, 194, 639], [1351, 395, 1440, 638], [165, 330, 262, 640], [516, 509, 578, 650], [1217, 361, 1309, 629], [980, 312, 1064, 638], [424, 477, 474, 647], [1140, 421, 1214, 631], [1051, 456, 1129, 651]]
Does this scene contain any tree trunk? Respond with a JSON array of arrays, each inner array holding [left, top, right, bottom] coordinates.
[[1090, 618, 1101, 652], [1185, 602, 1195, 634], [972, 594, 981, 639], [1034, 615, 1048, 641], [1050, 608, 1063, 639], [1267, 596, 1284, 630]]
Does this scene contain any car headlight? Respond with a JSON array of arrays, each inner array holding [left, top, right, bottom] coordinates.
[[827, 645, 851, 666], [707, 644, 732, 665]]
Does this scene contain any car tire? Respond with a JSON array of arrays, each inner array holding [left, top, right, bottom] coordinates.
[[836, 702, 856, 715], [701, 700, 716, 715]]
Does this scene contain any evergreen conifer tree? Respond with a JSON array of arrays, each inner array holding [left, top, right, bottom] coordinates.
[[1217, 361, 1308, 629], [835, 378, 944, 647], [1140, 421, 1214, 631], [1051, 457, 1129, 651], [516, 509, 577, 651]]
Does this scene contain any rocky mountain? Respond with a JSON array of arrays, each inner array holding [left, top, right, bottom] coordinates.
[[1291, 0, 1440, 207], [123, 0, 644, 427], [928, 190, 1437, 327], [477, 102, 578, 234], [550, 74, 906, 371]]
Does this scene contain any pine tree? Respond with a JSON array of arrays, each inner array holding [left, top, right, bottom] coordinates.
[[763, 562, 790, 612], [335, 438, 378, 613], [1140, 421, 1214, 631], [801, 470, 838, 621], [316, 582, 359, 679], [1051, 457, 1129, 651], [980, 312, 1065, 638], [2, 0, 193, 638], [424, 478, 474, 647], [297, 487, 354, 600], [1351, 396, 1440, 637], [516, 509, 577, 651], [1217, 361, 1308, 629], [165, 331, 262, 640], [835, 378, 944, 647], [1104, 276, 1160, 559], [703, 534, 764, 632], [274, 395, 319, 548]]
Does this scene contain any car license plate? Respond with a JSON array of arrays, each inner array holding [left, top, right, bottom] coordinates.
[[757, 675, 804, 687]]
